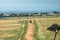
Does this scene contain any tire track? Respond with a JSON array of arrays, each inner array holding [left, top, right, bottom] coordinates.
[[25, 20, 34, 40]]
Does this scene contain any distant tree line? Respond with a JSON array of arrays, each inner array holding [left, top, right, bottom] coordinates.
[[0, 11, 60, 17]]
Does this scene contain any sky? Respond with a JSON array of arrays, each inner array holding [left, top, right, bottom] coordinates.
[[0, 0, 60, 12]]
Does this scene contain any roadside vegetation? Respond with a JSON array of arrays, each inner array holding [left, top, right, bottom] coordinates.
[[21, 20, 28, 40], [0, 18, 28, 40], [33, 20, 39, 40]]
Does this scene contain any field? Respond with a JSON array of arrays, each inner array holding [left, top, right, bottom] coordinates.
[[0, 17, 60, 40]]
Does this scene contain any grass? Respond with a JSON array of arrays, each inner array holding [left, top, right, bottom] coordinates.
[[2, 21, 25, 40], [33, 20, 40, 40], [21, 20, 28, 40], [0, 17, 60, 40], [36, 18, 60, 40], [0, 18, 26, 40]]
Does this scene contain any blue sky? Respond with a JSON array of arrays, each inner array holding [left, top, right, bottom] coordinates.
[[0, 0, 60, 12]]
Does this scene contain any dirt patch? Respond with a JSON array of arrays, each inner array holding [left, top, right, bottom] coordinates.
[[25, 20, 34, 40]]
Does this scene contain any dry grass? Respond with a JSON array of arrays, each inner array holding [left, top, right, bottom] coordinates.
[[0, 34, 15, 38], [0, 17, 25, 40], [0, 17, 60, 40], [0, 18, 22, 30], [36, 18, 60, 40]]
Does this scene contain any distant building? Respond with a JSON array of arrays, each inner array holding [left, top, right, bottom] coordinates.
[[47, 13, 56, 16], [4, 13, 9, 16], [54, 12, 60, 16], [47, 12, 60, 16], [41, 13, 48, 16], [33, 13, 41, 16]]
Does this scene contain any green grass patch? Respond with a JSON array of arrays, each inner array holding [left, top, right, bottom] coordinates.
[[33, 20, 40, 40], [21, 20, 28, 40]]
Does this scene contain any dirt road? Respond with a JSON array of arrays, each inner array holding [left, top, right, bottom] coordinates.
[[25, 21, 34, 40]]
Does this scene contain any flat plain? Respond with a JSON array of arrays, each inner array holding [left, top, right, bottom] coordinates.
[[0, 17, 60, 40]]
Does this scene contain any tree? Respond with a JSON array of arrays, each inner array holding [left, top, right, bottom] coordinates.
[[53, 11, 58, 14], [0, 13, 4, 16], [9, 13, 18, 17], [47, 24, 60, 40]]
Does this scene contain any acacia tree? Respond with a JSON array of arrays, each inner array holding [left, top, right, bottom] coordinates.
[[47, 24, 60, 40]]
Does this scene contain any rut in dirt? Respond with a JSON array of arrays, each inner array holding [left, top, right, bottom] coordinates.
[[25, 20, 34, 40]]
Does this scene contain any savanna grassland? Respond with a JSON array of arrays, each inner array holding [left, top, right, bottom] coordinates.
[[0, 17, 60, 40]]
